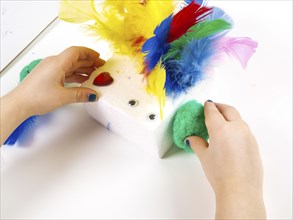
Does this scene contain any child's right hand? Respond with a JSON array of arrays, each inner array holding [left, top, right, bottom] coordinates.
[[186, 101, 266, 219]]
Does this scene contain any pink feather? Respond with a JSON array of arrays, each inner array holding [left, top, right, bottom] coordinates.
[[217, 37, 258, 68]]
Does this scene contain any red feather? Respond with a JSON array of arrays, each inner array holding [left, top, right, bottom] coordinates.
[[167, 1, 212, 43]]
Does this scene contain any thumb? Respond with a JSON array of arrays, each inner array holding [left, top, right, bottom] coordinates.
[[63, 87, 99, 104], [186, 136, 208, 159]]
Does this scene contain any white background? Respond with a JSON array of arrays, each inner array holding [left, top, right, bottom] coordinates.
[[1, 1, 292, 219], [0, 0, 59, 71]]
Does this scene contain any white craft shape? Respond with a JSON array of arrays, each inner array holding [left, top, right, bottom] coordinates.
[[83, 55, 188, 158]]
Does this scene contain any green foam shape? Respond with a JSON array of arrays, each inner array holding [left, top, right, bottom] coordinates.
[[19, 59, 42, 82], [173, 100, 209, 152]]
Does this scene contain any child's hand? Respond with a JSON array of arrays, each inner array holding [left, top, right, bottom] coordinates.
[[14, 46, 105, 116], [186, 101, 266, 219], [1, 46, 105, 145]]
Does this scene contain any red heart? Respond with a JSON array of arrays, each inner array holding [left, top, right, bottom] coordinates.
[[93, 72, 113, 86]]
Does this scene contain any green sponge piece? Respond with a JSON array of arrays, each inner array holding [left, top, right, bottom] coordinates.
[[173, 100, 209, 152], [19, 59, 42, 82]]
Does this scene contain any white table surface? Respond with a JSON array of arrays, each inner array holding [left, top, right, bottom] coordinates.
[[1, 1, 292, 219], [0, 0, 59, 71]]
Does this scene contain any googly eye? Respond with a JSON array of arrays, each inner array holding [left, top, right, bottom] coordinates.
[[128, 99, 139, 107], [148, 113, 156, 121]]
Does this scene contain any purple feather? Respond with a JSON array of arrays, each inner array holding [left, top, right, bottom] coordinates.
[[216, 37, 258, 68]]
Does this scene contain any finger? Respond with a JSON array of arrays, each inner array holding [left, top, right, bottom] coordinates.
[[65, 74, 90, 84], [186, 136, 208, 159], [58, 46, 102, 72], [204, 100, 226, 131], [215, 103, 242, 121], [62, 87, 99, 104], [74, 67, 96, 75], [93, 57, 106, 68], [71, 57, 105, 71]]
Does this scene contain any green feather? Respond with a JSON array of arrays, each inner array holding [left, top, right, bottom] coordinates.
[[190, 18, 232, 40], [163, 19, 232, 61]]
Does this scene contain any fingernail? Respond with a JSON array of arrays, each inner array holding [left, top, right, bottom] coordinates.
[[207, 99, 213, 103], [88, 93, 97, 102], [185, 139, 191, 147]]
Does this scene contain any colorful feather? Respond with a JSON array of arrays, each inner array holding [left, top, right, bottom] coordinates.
[[59, 0, 258, 118], [142, 16, 172, 73], [216, 37, 258, 68], [167, 1, 212, 43], [146, 64, 166, 119], [189, 19, 232, 40], [207, 7, 232, 23], [145, 2, 258, 98], [4, 116, 38, 145], [163, 18, 232, 61], [142, 1, 212, 72], [161, 17, 232, 97], [59, 0, 175, 57], [184, 0, 205, 5], [164, 36, 218, 97], [59, 0, 97, 23]]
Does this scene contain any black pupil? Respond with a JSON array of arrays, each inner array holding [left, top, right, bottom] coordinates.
[[149, 114, 156, 120], [129, 100, 136, 106]]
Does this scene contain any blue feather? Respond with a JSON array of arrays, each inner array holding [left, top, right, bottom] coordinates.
[[142, 15, 172, 72], [162, 6, 233, 97], [184, 0, 204, 6], [4, 116, 38, 145], [164, 36, 218, 97], [207, 7, 233, 24]]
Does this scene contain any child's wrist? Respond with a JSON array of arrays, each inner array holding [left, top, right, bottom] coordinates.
[[215, 190, 266, 219], [213, 179, 263, 200], [8, 88, 35, 119]]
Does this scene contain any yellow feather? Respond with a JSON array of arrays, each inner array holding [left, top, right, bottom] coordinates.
[[59, 0, 173, 117], [146, 64, 166, 119], [59, 0, 97, 23], [124, 0, 174, 39], [59, 0, 175, 57]]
